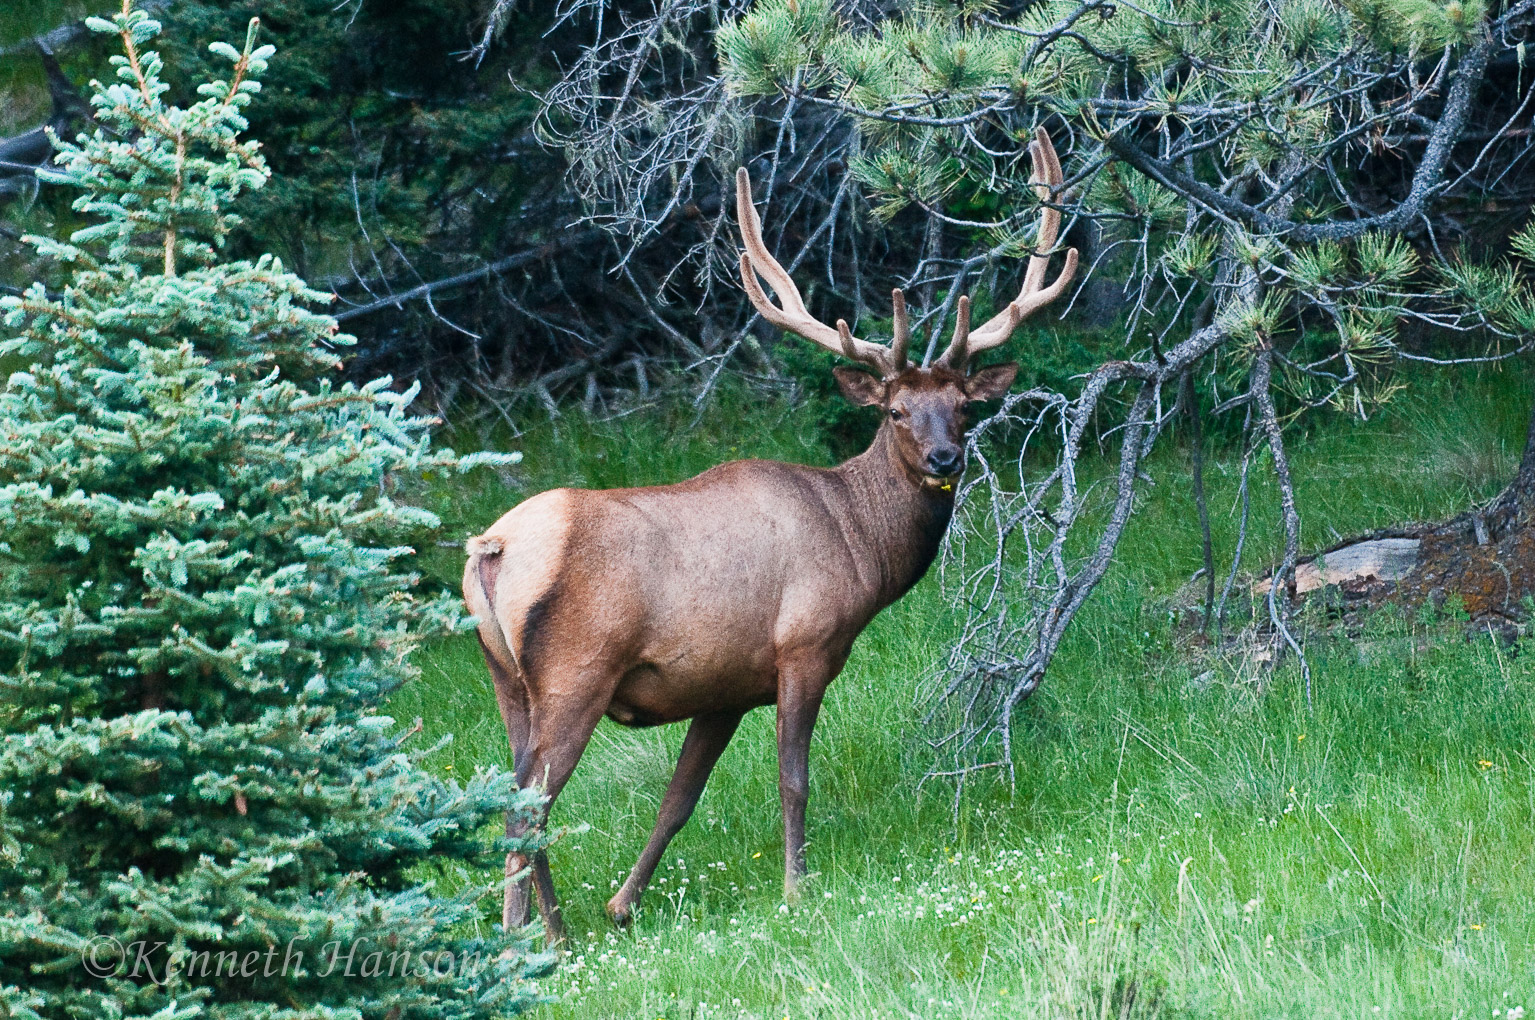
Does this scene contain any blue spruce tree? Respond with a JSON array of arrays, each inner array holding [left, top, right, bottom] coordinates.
[[0, 3, 549, 1015]]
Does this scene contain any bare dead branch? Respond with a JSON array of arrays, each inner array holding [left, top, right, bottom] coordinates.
[[333, 229, 604, 323]]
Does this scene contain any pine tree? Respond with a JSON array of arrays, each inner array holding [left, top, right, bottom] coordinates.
[[0, 3, 549, 1016], [715, 0, 1535, 767], [717, 0, 1535, 369]]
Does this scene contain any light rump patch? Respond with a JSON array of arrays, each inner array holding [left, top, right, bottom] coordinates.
[[463, 487, 575, 673]]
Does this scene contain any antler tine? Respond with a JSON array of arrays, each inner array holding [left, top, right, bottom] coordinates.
[[889, 289, 911, 373], [736, 167, 897, 375], [938, 128, 1079, 369], [1018, 131, 1063, 296], [836, 319, 859, 361], [943, 295, 971, 372]]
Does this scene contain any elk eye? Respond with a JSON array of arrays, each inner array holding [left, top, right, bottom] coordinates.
[[889, 408, 903, 420]]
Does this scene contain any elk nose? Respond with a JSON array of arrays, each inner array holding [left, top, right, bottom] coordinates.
[[926, 446, 963, 477]]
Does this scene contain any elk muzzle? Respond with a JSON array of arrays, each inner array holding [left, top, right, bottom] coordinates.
[[923, 444, 964, 483]]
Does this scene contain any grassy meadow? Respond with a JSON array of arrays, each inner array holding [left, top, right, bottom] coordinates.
[[391, 364, 1535, 1018]]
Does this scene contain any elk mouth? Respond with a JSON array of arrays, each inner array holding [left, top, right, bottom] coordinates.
[[922, 473, 960, 492]]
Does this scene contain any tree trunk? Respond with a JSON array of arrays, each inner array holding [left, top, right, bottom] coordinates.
[[1486, 395, 1535, 534], [1235, 391, 1535, 638]]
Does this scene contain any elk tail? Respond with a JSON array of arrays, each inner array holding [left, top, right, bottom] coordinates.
[[465, 534, 506, 611], [465, 534, 504, 558], [462, 534, 512, 657]]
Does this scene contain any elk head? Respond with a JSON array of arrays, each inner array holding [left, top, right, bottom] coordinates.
[[736, 128, 1079, 489]]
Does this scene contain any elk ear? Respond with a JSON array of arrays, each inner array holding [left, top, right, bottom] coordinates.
[[964, 362, 1019, 402], [832, 365, 885, 407]]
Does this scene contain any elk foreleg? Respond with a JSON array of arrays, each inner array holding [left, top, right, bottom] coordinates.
[[775, 655, 832, 903], [607, 710, 744, 926]]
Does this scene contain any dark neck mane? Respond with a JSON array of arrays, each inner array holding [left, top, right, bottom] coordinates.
[[827, 422, 955, 609]]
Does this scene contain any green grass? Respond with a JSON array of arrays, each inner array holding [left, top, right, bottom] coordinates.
[[391, 367, 1535, 1018]]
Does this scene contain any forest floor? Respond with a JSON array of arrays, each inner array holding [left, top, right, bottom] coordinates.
[[392, 363, 1535, 1019]]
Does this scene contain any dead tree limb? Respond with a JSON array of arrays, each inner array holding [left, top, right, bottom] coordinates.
[[1182, 367, 1217, 633], [333, 229, 604, 323], [926, 322, 1229, 785], [1251, 346, 1312, 704]]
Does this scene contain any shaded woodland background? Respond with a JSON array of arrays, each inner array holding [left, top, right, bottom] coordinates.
[[9, 0, 1535, 766], [1, 0, 1099, 415], [5, 1, 1533, 409]]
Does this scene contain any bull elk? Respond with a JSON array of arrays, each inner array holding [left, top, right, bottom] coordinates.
[[463, 128, 1077, 942]]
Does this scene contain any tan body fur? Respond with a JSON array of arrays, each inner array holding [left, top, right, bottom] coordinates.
[[469, 444, 948, 726]]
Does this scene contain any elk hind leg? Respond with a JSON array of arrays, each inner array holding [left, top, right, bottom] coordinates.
[[607, 710, 744, 926], [517, 687, 612, 945], [478, 635, 538, 932]]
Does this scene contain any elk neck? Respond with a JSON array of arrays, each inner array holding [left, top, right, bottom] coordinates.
[[824, 420, 956, 608]]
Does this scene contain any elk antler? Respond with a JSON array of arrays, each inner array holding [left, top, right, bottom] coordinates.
[[736, 167, 910, 378], [936, 127, 1079, 371]]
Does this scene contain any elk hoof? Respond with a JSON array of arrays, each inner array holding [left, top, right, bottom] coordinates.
[[605, 896, 634, 928]]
